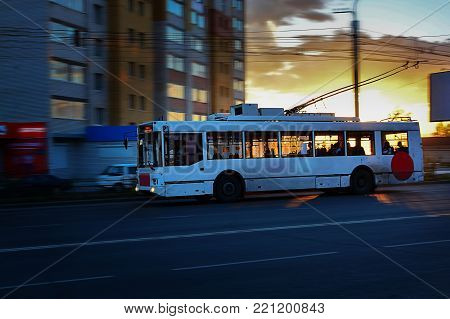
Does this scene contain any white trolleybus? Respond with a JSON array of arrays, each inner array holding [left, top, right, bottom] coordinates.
[[134, 104, 423, 202]]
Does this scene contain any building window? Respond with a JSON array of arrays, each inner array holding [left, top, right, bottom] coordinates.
[[70, 65, 85, 84], [139, 96, 146, 110], [49, 60, 69, 82], [166, 26, 183, 44], [216, 0, 226, 11], [192, 88, 208, 103], [347, 131, 375, 156], [49, 59, 86, 84], [190, 36, 203, 52], [164, 133, 203, 166], [94, 73, 103, 90], [382, 132, 409, 155], [167, 54, 184, 72], [232, 0, 243, 10], [51, 98, 86, 120], [191, 11, 205, 28], [234, 60, 244, 71], [129, 94, 136, 109], [167, 111, 186, 121], [94, 38, 102, 56], [233, 79, 244, 92], [128, 28, 135, 43], [192, 114, 207, 121], [245, 132, 279, 159], [167, 0, 184, 17], [192, 0, 204, 12], [128, 62, 136, 76], [232, 17, 243, 31], [94, 5, 103, 24], [139, 65, 146, 79], [128, 0, 134, 12], [51, 0, 84, 12], [139, 32, 145, 48], [49, 21, 83, 47], [234, 39, 242, 51], [167, 83, 185, 99], [192, 62, 206, 77], [314, 131, 345, 157], [281, 132, 313, 157]]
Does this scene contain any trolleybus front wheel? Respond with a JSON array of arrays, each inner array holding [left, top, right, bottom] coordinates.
[[214, 174, 244, 202]]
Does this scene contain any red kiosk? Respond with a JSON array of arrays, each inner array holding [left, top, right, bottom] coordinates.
[[0, 122, 48, 178]]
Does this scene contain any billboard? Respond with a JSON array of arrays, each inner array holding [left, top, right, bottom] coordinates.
[[430, 71, 450, 122]]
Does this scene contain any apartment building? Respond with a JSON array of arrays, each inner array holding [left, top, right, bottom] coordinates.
[[0, 0, 246, 179], [209, 0, 245, 114], [152, 0, 245, 121], [0, 0, 108, 178], [107, 0, 154, 125]]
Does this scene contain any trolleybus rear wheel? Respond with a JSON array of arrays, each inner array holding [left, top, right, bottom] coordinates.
[[351, 168, 374, 194]]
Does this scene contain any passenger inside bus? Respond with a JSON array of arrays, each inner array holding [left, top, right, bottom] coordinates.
[[332, 141, 345, 156], [316, 145, 327, 156], [382, 141, 394, 155], [396, 141, 408, 153], [212, 147, 223, 159], [350, 140, 366, 156]]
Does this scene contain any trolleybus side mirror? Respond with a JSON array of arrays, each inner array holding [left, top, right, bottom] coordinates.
[[123, 137, 128, 150]]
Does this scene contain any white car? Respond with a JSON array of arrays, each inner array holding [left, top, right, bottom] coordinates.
[[97, 164, 137, 191]]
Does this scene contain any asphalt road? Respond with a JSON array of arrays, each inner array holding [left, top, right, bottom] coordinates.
[[0, 183, 449, 299]]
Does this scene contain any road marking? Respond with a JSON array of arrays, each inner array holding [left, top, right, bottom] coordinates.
[[0, 214, 441, 254], [0, 200, 145, 213], [277, 207, 313, 211], [0, 275, 114, 290], [172, 251, 338, 271], [18, 224, 62, 229], [156, 215, 199, 219], [385, 239, 450, 248]]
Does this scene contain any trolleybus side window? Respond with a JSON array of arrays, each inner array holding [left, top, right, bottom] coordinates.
[[382, 132, 408, 155], [164, 133, 203, 166], [281, 131, 313, 157], [347, 131, 375, 156], [207, 132, 243, 160], [314, 131, 345, 157], [245, 132, 279, 159]]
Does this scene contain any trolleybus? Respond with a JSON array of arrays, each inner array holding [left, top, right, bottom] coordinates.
[[133, 104, 423, 202]]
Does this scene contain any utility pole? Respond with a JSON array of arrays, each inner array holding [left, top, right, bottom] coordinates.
[[334, 0, 360, 118], [352, 1, 360, 118]]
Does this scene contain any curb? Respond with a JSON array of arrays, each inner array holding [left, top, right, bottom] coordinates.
[[1, 181, 448, 209]]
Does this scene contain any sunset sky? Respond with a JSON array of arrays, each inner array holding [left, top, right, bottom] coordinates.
[[245, 0, 450, 135]]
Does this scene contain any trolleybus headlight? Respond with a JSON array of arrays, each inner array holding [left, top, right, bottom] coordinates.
[[150, 187, 156, 193]]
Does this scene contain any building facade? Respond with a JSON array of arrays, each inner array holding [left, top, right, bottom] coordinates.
[[0, 0, 108, 178], [0, 0, 246, 180], [152, 0, 245, 120], [209, 0, 245, 114], [107, 0, 154, 125]]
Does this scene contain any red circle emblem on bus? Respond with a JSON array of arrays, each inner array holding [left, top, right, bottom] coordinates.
[[391, 152, 414, 181]]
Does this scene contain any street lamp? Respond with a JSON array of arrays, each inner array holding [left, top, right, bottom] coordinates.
[[334, 0, 360, 118]]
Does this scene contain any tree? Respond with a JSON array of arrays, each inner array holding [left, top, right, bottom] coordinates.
[[388, 108, 412, 119], [433, 122, 450, 137]]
